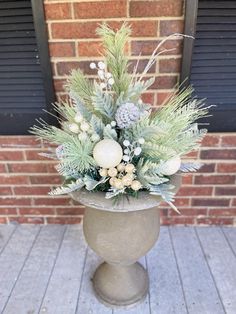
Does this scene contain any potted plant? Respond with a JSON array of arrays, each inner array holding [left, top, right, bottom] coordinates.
[[31, 24, 209, 307]]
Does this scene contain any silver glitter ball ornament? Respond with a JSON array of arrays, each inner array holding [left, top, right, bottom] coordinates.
[[115, 103, 141, 129]]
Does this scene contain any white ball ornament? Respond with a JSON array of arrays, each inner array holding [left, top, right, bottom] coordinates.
[[161, 156, 181, 176], [93, 139, 123, 168], [78, 132, 88, 141], [89, 62, 96, 69], [98, 61, 106, 69]]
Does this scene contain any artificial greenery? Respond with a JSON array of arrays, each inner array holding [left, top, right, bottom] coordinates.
[[30, 23, 209, 213]]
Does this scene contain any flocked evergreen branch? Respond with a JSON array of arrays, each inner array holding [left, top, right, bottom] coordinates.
[[179, 162, 203, 172], [96, 23, 131, 97], [49, 180, 84, 195]]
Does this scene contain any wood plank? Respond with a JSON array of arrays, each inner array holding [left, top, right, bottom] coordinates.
[[221, 227, 236, 256], [170, 226, 225, 314], [0, 224, 16, 255], [76, 248, 112, 314], [196, 227, 236, 314], [113, 257, 150, 314], [3, 225, 65, 314], [39, 225, 87, 314], [0, 225, 40, 313], [147, 226, 187, 314]]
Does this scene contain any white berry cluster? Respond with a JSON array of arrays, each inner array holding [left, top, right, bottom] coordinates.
[[89, 61, 114, 90], [68, 112, 100, 142], [122, 138, 145, 162], [99, 163, 142, 191]]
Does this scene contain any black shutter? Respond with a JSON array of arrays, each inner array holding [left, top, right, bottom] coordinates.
[[0, 0, 56, 135], [190, 0, 236, 132]]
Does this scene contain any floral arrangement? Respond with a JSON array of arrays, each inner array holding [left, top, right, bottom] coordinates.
[[31, 23, 209, 213]]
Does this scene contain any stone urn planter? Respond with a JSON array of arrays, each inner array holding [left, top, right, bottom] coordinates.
[[71, 175, 181, 307]]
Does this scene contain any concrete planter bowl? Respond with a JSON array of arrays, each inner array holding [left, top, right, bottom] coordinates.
[[71, 175, 181, 308]]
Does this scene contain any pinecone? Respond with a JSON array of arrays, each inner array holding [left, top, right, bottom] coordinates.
[[115, 103, 141, 129]]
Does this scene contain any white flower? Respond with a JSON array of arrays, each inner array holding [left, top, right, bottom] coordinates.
[[111, 121, 116, 127], [89, 62, 96, 69], [123, 140, 130, 147], [138, 138, 145, 145], [98, 61, 106, 69], [108, 77, 115, 85], [134, 147, 142, 156], [74, 112, 83, 123], [98, 69, 105, 79], [106, 72, 112, 79], [124, 149, 129, 154], [80, 122, 90, 132], [91, 133, 100, 142], [123, 155, 130, 162], [68, 123, 79, 134], [100, 82, 107, 89]]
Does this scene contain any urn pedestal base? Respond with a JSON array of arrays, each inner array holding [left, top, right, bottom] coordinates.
[[93, 262, 149, 307]]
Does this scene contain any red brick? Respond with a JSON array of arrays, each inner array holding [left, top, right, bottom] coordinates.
[[53, 79, 67, 92], [141, 93, 155, 104], [131, 21, 158, 37], [44, 3, 72, 20], [46, 217, 82, 224], [47, 163, 58, 173], [0, 151, 24, 161], [182, 175, 193, 184], [129, 59, 156, 74], [57, 61, 94, 76], [0, 187, 12, 195], [217, 163, 236, 173], [198, 163, 215, 173], [160, 20, 184, 36], [177, 186, 213, 196], [0, 208, 17, 215], [8, 163, 47, 173], [152, 75, 178, 89], [209, 208, 236, 216], [197, 217, 233, 225], [49, 42, 75, 57], [174, 198, 190, 207], [192, 198, 230, 207], [159, 58, 181, 73], [0, 136, 41, 147], [56, 207, 85, 216], [184, 151, 199, 158], [201, 135, 220, 147], [200, 149, 236, 160], [194, 175, 235, 185], [221, 135, 236, 147], [19, 207, 55, 216], [169, 208, 207, 216], [74, 1, 127, 19], [215, 187, 236, 196], [131, 39, 182, 56], [30, 175, 61, 185], [34, 197, 72, 206], [0, 164, 6, 173], [130, 1, 183, 17], [51, 22, 98, 39], [25, 150, 49, 160], [157, 92, 173, 105], [0, 217, 7, 224], [14, 186, 50, 195], [0, 197, 31, 206], [161, 217, 195, 225], [9, 216, 44, 224], [0, 175, 29, 185], [78, 41, 102, 57]]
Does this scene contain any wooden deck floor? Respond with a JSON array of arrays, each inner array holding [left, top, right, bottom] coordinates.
[[0, 225, 235, 314]]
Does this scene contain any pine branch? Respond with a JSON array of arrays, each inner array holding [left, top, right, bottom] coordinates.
[[96, 23, 131, 97]]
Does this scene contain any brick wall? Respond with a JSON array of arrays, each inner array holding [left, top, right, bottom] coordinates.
[[0, 0, 235, 225]]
